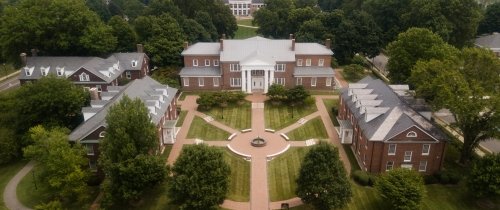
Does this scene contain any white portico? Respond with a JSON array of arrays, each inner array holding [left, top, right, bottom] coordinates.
[[240, 57, 275, 93]]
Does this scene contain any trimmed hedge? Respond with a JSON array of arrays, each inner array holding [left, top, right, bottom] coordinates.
[[352, 170, 376, 186]]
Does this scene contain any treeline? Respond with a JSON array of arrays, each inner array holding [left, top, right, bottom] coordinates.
[[0, 0, 237, 67], [253, 0, 500, 64]]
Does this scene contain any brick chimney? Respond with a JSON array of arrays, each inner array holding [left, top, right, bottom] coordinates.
[[183, 41, 189, 50], [289, 34, 293, 39], [325, 39, 331, 49], [222, 34, 226, 39], [31, 49, 38, 56], [220, 39, 224, 51], [136, 44, 144, 53], [20, 53, 27, 66], [292, 39, 295, 51]]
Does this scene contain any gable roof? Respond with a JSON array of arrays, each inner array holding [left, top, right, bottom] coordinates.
[[475, 33, 500, 50], [340, 76, 446, 142], [69, 76, 178, 142]]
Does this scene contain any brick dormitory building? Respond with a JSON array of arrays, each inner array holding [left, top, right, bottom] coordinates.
[[338, 77, 447, 174], [179, 36, 336, 93]]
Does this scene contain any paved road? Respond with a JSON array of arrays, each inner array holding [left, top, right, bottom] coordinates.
[[3, 161, 34, 210], [0, 76, 20, 92]]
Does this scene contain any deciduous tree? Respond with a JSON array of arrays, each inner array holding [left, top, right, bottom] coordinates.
[[478, 2, 500, 34], [108, 16, 138, 52], [144, 14, 185, 66], [267, 84, 287, 102], [296, 142, 351, 210], [169, 144, 230, 210], [375, 168, 426, 210], [468, 154, 500, 197]]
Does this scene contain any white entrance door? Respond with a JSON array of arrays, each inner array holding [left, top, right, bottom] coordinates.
[[252, 78, 264, 90]]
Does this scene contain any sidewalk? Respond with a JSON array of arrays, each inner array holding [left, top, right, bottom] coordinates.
[[3, 161, 34, 210]]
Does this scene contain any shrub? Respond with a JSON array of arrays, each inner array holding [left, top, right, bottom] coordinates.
[[436, 170, 461, 185], [304, 96, 315, 106], [343, 64, 365, 82], [352, 170, 372, 186], [424, 175, 439, 185]]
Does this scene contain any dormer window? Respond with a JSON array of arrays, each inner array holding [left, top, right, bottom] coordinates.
[[131, 60, 138, 67], [24, 67, 33, 76], [56, 67, 64, 76], [40, 66, 49, 76], [406, 131, 417, 138], [79, 72, 90, 81]]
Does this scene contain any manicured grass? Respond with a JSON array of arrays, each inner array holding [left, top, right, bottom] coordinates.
[[160, 145, 173, 160], [223, 150, 250, 202], [264, 102, 318, 130], [187, 116, 230, 141], [234, 26, 257, 39], [236, 19, 255, 26], [178, 91, 205, 101], [286, 117, 328, 141], [17, 166, 98, 209], [202, 102, 251, 130], [0, 160, 28, 210], [343, 145, 361, 172], [308, 90, 338, 95], [175, 110, 187, 127], [268, 147, 311, 201], [124, 181, 179, 210], [322, 98, 340, 126]]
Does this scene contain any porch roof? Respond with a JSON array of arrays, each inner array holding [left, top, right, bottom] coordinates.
[[179, 67, 221, 77], [294, 67, 335, 77], [338, 119, 353, 129]]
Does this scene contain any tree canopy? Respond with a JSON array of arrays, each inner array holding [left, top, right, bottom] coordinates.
[[296, 142, 351, 210], [375, 168, 426, 210], [468, 154, 500, 197], [478, 2, 500, 34], [410, 47, 500, 163], [169, 144, 230, 210], [108, 16, 138, 52]]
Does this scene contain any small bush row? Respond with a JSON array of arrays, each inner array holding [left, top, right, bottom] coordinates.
[[352, 170, 377, 186], [424, 170, 461, 185], [196, 91, 246, 111]]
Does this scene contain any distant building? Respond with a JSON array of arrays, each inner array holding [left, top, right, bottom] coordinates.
[[18, 44, 149, 92], [338, 76, 447, 174], [69, 76, 178, 171], [224, 0, 265, 16], [475, 32, 500, 58], [180, 36, 335, 93]]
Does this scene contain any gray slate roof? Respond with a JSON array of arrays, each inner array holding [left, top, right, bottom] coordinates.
[[179, 67, 221, 76], [69, 76, 178, 142], [295, 43, 334, 55], [340, 76, 446, 142], [181, 43, 220, 55], [475, 33, 500, 49], [19, 53, 146, 82], [294, 67, 335, 77]]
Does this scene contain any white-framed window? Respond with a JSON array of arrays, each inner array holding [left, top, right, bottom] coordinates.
[[230, 63, 240, 72], [274, 78, 285, 86], [213, 77, 219, 87], [318, 59, 324, 67], [275, 64, 286, 72], [126, 71, 131, 79], [40, 67, 48, 76], [79, 72, 90, 81], [306, 59, 311, 66], [419, 160, 427, 172], [401, 164, 413, 170], [326, 77, 332, 86], [296, 77, 302, 85], [422, 144, 430, 155], [99, 131, 106, 138], [204, 59, 210, 66], [407, 131, 417, 137], [363, 154, 366, 165], [311, 77, 317, 87], [198, 78, 204, 87], [386, 161, 394, 171], [96, 85, 102, 92], [193, 59, 198, 66], [213, 60, 219, 66], [388, 144, 396, 155], [297, 59, 303, 66], [404, 151, 412, 162], [183, 78, 189, 87], [89, 160, 97, 171], [131, 60, 138, 67], [24, 67, 32, 76], [230, 78, 241, 87], [56, 67, 64, 76], [85, 144, 94, 155]]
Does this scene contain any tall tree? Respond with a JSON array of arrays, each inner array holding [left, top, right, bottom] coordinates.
[[410, 47, 500, 163], [386, 28, 459, 84], [363, 0, 411, 46], [295, 0, 318, 8], [0, 0, 116, 63], [194, 11, 219, 41], [15, 75, 88, 134], [439, 0, 482, 48], [288, 7, 318, 36], [99, 96, 167, 205], [478, 2, 500, 34], [144, 14, 185, 66], [253, 0, 295, 38], [169, 144, 230, 210], [180, 19, 211, 43], [296, 142, 352, 210], [468, 154, 500, 197], [375, 168, 426, 210], [318, 0, 344, 11], [108, 16, 138, 52], [0, 127, 18, 164], [23, 126, 90, 203]]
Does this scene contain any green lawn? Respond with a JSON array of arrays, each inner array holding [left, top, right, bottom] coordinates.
[[223, 150, 250, 202], [0, 160, 28, 210], [236, 19, 255, 26], [175, 110, 187, 127], [160, 145, 173, 160], [234, 26, 257, 39], [265, 102, 318, 130], [343, 145, 361, 172], [322, 98, 340, 126], [187, 116, 230, 140], [202, 102, 251, 130], [286, 117, 328, 141], [17, 166, 98, 209], [268, 147, 311, 201]]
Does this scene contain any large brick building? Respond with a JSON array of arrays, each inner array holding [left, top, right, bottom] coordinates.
[[68, 76, 178, 171], [338, 77, 447, 174], [224, 0, 265, 16], [180, 36, 335, 93]]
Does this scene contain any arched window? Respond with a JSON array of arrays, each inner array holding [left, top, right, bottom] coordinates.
[[406, 131, 417, 138], [99, 131, 106, 138]]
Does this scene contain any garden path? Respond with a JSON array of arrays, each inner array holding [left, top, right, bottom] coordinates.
[[3, 161, 34, 210]]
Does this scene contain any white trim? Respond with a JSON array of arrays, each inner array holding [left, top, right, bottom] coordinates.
[[213, 59, 219, 66], [230, 63, 240, 72], [99, 131, 106, 138], [404, 151, 412, 162], [326, 77, 332, 87], [297, 59, 303, 66], [213, 77, 219, 87], [306, 59, 311, 66], [422, 144, 430, 155], [386, 161, 394, 171], [384, 125, 440, 142], [419, 160, 427, 172], [183, 78, 189, 87], [204, 59, 210, 66], [296, 77, 302, 85], [126, 71, 132, 79], [198, 78, 204, 87], [311, 77, 317, 87], [193, 59, 198, 66], [388, 144, 396, 155], [85, 144, 95, 155], [406, 131, 417, 137], [318, 59, 324, 67]]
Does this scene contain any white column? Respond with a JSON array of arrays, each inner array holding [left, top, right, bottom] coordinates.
[[247, 70, 252, 93], [264, 69, 269, 93], [269, 69, 274, 85], [241, 70, 246, 92]]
